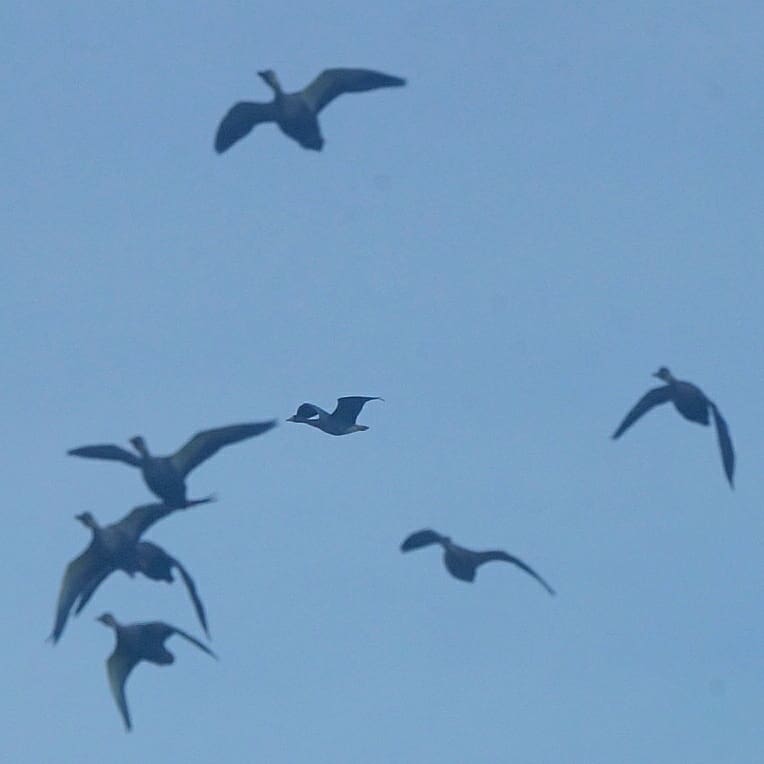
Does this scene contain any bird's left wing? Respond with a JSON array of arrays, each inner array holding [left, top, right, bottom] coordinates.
[[301, 69, 405, 113], [333, 397, 382, 424], [710, 403, 735, 487], [169, 625, 217, 659], [119, 502, 179, 540], [170, 556, 210, 638], [171, 421, 277, 477], [477, 551, 556, 596], [400, 529, 444, 552]]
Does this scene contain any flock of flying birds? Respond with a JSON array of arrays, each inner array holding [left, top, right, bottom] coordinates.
[[48, 66, 736, 733]]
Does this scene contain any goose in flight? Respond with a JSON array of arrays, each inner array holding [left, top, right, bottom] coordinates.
[[612, 367, 735, 487], [68, 420, 277, 507], [400, 529, 555, 594], [97, 613, 216, 731], [50, 502, 211, 642], [214, 68, 406, 153], [287, 396, 382, 435]]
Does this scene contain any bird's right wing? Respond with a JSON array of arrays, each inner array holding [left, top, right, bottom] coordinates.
[[611, 386, 672, 439], [710, 403, 735, 487], [50, 545, 109, 642], [169, 625, 217, 659], [214, 101, 277, 153], [119, 502, 179, 540], [301, 69, 405, 113], [477, 551, 556, 596], [400, 529, 444, 552], [171, 556, 210, 638], [171, 421, 277, 477], [106, 648, 139, 731], [74, 568, 112, 616], [67, 445, 140, 467]]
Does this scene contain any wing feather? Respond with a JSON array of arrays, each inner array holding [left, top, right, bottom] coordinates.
[[476, 551, 556, 596], [332, 397, 382, 425], [710, 403, 735, 487], [67, 444, 140, 467], [400, 529, 444, 552]]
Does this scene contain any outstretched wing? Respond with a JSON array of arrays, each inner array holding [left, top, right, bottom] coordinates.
[[118, 502, 180, 540], [214, 101, 277, 153], [400, 529, 445, 552], [74, 568, 112, 615], [50, 545, 110, 642], [170, 556, 210, 638], [67, 444, 140, 467], [106, 648, 139, 731], [301, 69, 405, 113], [171, 421, 277, 477], [332, 397, 382, 425], [168, 625, 217, 659], [710, 403, 735, 487], [476, 551, 556, 596], [611, 386, 672, 439]]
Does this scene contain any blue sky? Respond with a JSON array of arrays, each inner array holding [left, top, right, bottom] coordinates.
[[3, 3, 764, 762]]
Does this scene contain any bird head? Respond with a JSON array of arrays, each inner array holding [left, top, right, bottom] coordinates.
[[258, 69, 282, 94], [129, 435, 148, 455], [75, 511, 98, 529], [652, 367, 673, 382], [96, 613, 118, 628]]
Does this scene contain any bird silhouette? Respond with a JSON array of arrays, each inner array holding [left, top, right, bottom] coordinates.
[[97, 613, 215, 731], [287, 396, 382, 435], [49, 502, 211, 642], [400, 529, 555, 594], [612, 367, 735, 487], [68, 420, 277, 506], [215, 68, 405, 152]]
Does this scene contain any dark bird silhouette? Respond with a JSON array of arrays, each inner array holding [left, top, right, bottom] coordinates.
[[68, 420, 277, 506], [400, 529, 555, 594], [286, 397, 382, 435], [612, 367, 735, 487], [214, 68, 406, 153], [97, 613, 216, 731], [50, 502, 211, 642]]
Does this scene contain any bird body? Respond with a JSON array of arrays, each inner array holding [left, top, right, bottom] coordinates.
[[215, 68, 406, 153], [287, 396, 381, 436], [68, 421, 276, 506], [400, 529, 555, 594], [50, 502, 211, 642], [612, 367, 734, 486], [97, 613, 215, 731]]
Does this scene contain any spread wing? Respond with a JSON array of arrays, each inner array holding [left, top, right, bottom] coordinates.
[[50, 544, 110, 642], [74, 568, 112, 615], [118, 502, 180, 540], [214, 101, 277, 153], [170, 556, 210, 637], [401, 529, 445, 552], [710, 403, 735, 487], [171, 421, 277, 477], [67, 444, 140, 467], [106, 648, 139, 731], [301, 68, 405, 113], [332, 397, 382, 424], [168, 625, 217, 659], [476, 551, 556, 596], [611, 386, 672, 439]]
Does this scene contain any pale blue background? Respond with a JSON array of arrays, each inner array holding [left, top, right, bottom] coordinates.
[[3, 3, 764, 762]]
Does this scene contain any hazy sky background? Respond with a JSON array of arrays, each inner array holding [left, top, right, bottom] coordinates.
[[3, 3, 764, 762]]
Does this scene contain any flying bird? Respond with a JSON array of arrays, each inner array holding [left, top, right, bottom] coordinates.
[[287, 396, 382, 435], [214, 68, 406, 153], [68, 420, 277, 507], [400, 529, 555, 594], [50, 502, 211, 642], [97, 613, 215, 731], [612, 367, 735, 487]]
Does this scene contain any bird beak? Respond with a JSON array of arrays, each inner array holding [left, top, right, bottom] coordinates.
[[286, 416, 297, 423]]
